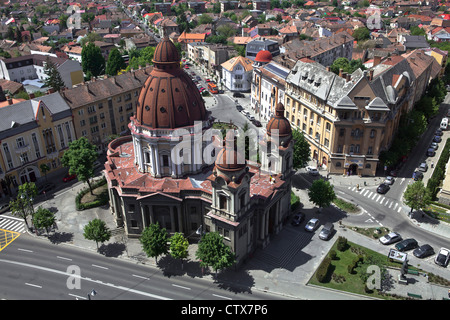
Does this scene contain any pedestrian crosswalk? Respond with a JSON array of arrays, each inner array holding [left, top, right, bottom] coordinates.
[[347, 186, 403, 213], [0, 217, 26, 233]]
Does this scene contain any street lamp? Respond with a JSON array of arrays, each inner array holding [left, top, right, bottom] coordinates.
[[87, 289, 97, 300]]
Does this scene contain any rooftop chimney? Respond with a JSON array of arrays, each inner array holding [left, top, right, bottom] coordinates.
[[369, 69, 374, 81], [373, 55, 382, 67], [346, 73, 351, 82], [29, 92, 35, 99], [339, 68, 343, 78]]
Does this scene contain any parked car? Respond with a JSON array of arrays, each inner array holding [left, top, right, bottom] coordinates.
[[418, 162, 428, 172], [304, 218, 320, 232], [247, 114, 255, 121], [434, 247, 450, 267], [236, 104, 243, 112], [319, 223, 334, 240], [241, 110, 250, 117], [384, 176, 395, 185], [184, 65, 189, 69], [377, 183, 390, 194], [306, 166, 319, 176], [233, 92, 245, 98], [413, 244, 435, 258], [389, 169, 398, 177], [38, 182, 56, 195], [435, 128, 443, 136], [252, 119, 262, 127], [291, 212, 305, 226], [426, 148, 436, 157], [430, 142, 438, 150], [413, 171, 423, 181], [190, 71, 195, 76], [447, 109, 450, 118], [395, 238, 418, 252], [0, 203, 10, 214], [205, 79, 211, 82], [433, 135, 442, 143], [379, 232, 402, 245], [63, 173, 77, 182]]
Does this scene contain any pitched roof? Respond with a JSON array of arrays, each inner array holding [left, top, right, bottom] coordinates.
[[221, 56, 253, 72]]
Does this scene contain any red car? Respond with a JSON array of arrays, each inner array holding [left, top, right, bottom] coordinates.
[[184, 65, 189, 69], [63, 173, 77, 182], [205, 79, 210, 82]]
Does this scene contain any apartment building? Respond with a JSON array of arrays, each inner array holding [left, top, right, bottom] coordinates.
[[246, 37, 280, 61], [0, 54, 83, 88], [284, 57, 417, 176], [274, 31, 354, 69], [221, 56, 254, 92], [0, 92, 75, 197], [60, 67, 152, 154]]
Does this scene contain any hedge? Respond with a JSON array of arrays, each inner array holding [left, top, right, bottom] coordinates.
[[316, 256, 332, 283], [75, 177, 109, 211]]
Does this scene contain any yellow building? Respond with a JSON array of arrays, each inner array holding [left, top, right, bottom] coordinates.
[[0, 92, 75, 197]]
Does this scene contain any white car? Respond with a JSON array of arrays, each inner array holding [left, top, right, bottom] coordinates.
[[306, 166, 319, 175], [435, 247, 450, 267], [379, 232, 402, 245], [384, 176, 395, 185], [304, 218, 320, 232]]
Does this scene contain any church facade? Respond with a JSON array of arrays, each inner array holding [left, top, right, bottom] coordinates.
[[104, 37, 294, 267]]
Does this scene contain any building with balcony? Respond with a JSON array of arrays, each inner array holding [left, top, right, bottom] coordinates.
[[221, 56, 254, 92], [0, 92, 74, 197]]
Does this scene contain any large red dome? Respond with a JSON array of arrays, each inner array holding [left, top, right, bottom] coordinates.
[[266, 102, 292, 138], [134, 37, 207, 129]]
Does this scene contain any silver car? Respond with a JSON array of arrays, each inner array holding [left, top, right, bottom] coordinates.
[[305, 218, 320, 232], [384, 176, 395, 185]]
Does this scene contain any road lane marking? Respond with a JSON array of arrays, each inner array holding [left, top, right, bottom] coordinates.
[[92, 264, 108, 270], [172, 284, 191, 290], [25, 283, 42, 288], [18, 248, 33, 253], [68, 293, 87, 300], [132, 274, 150, 280], [212, 294, 232, 300], [57, 256, 72, 261], [0, 259, 172, 300]]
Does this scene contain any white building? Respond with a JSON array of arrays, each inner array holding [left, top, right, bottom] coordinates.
[[221, 56, 253, 92]]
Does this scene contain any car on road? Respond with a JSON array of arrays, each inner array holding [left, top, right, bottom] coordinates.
[[433, 135, 442, 143], [426, 148, 436, 157], [395, 238, 418, 252], [413, 171, 423, 181], [0, 203, 10, 214], [384, 176, 395, 185], [305, 166, 319, 175], [196, 76, 201, 81], [319, 223, 334, 240], [413, 244, 435, 258], [236, 104, 243, 112], [305, 218, 320, 232], [63, 173, 77, 182], [377, 183, 390, 194], [241, 110, 250, 118], [38, 182, 56, 195], [291, 212, 305, 226], [247, 114, 255, 121], [233, 92, 245, 98], [418, 162, 428, 172], [252, 119, 262, 127], [435, 128, 443, 136], [434, 247, 450, 267], [379, 232, 402, 245], [190, 72, 195, 76], [198, 87, 205, 92], [184, 65, 189, 69], [205, 79, 211, 82]]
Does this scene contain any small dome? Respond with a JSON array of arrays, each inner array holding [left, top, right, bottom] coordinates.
[[215, 130, 246, 172], [266, 102, 292, 137], [255, 50, 272, 63], [152, 36, 180, 64]]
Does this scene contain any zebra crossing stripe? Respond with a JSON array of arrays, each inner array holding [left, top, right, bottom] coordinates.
[[397, 206, 402, 213]]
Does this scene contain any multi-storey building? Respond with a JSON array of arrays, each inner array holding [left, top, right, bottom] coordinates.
[[246, 37, 280, 61], [251, 51, 290, 122], [0, 91, 75, 197], [221, 56, 254, 92], [284, 55, 419, 176], [60, 67, 152, 154]]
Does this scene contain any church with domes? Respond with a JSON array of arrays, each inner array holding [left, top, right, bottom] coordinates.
[[104, 37, 294, 267]]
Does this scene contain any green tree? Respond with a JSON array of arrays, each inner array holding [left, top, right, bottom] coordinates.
[[9, 182, 37, 230], [83, 218, 111, 250], [43, 57, 65, 91], [140, 222, 169, 263], [195, 232, 236, 278], [82, 12, 95, 30], [81, 42, 106, 79], [126, 46, 155, 71], [308, 179, 336, 212], [292, 129, 311, 169], [61, 137, 98, 195], [32, 207, 55, 235], [403, 180, 431, 215], [352, 27, 371, 42], [169, 232, 189, 269], [106, 48, 126, 76], [40, 163, 50, 181], [330, 57, 365, 75]]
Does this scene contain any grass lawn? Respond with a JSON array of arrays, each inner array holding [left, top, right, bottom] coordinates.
[[80, 184, 108, 204], [333, 198, 360, 213], [308, 239, 405, 299]]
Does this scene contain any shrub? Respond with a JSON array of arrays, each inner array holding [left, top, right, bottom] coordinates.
[[75, 177, 108, 211], [337, 236, 348, 251], [291, 191, 300, 210], [316, 256, 332, 283], [329, 249, 337, 260]]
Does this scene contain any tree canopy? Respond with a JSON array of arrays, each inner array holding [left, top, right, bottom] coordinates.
[[43, 57, 65, 91], [83, 218, 111, 250], [195, 232, 236, 276], [403, 180, 431, 213], [106, 48, 126, 76], [81, 42, 105, 80], [308, 179, 336, 211], [292, 129, 311, 169], [140, 222, 169, 263]]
